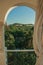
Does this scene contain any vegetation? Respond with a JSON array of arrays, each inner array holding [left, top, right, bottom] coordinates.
[[5, 23, 36, 65]]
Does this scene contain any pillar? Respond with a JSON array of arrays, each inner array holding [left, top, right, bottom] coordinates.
[[0, 21, 6, 65], [33, 0, 43, 65]]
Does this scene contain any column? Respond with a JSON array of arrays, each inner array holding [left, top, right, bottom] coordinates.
[[33, 0, 43, 65], [0, 21, 6, 65]]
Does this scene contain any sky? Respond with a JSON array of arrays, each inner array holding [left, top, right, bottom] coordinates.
[[6, 6, 36, 25]]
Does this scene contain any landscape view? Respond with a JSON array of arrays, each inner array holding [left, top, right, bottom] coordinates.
[[5, 6, 36, 65], [5, 23, 34, 50]]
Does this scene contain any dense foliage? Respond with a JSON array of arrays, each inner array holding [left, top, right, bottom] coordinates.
[[5, 23, 36, 65], [7, 52, 36, 65], [5, 23, 34, 49]]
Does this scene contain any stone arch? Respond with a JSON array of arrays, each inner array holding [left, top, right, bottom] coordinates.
[[0, 0, 38, 22], [4, 4, 37, 65], [4, 2, 37, 65]]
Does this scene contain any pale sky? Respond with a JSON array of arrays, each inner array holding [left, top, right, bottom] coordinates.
[[6, 6, 36, 25]]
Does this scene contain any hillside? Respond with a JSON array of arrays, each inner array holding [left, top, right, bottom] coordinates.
[[5, 23, 34, 49]]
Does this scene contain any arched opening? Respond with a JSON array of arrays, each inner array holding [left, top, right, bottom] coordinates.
[[4, 6, 36, 65]]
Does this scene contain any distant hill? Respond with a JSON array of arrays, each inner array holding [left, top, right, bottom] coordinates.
[[5, 23, 34, 32], [6, 23, 34, 26]]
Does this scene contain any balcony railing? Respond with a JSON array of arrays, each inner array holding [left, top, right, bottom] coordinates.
[[5, 49, 34, 52]]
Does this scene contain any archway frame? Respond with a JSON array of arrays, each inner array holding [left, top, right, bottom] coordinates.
[[0, 0, 40, 65], [4, 1, 37, 56]]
